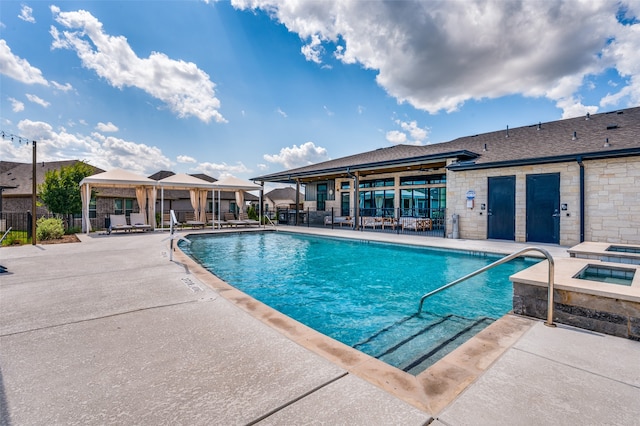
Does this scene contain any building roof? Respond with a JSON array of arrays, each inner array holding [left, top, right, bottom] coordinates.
[[265, 187, 303, 201], [148, 170, 175, 181], [252, 106, 640, 182], [0, 160, 103, 196]]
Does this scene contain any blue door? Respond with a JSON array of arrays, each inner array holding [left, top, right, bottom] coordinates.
[[488, 176, 515, 240], [526, 173, 560, 244]]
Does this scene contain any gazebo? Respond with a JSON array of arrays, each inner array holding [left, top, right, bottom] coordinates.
[[157, 173, 213, 227], [80, 169, 156, 234], [211, 176, 262, 226]]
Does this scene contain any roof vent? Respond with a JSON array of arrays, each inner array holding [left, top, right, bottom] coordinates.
[[586, 112, 590, 120], [483, 143, 488, 152], [572, 131, 577, 140], [538, 122, 542, 130], [604, 138, 611, 148], [505, 125, 509, 138], [606, 124, 618, 130], [617, 111, 624, 115]]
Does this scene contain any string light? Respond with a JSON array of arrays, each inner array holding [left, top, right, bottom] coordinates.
[[0, 130, 36, 146], [1, 130, 38, 245]]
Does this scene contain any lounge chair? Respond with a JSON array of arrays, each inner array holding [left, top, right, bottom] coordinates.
[[206, 212, 227, 229], [162, 213, 182, 228], [239, 212, 260, 226], [129, 212, 152, 232], [109, 214, 133, 234], [224, 212, 247, 227], [184, 212, 205, 229]]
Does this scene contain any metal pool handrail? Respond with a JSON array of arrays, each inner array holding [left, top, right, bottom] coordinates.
[[417, 246, 556, 327]]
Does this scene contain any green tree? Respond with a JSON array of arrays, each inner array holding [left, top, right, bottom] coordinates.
[[38, 162, 95, 226]]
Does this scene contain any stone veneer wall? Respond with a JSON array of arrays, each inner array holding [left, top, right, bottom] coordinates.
[[445, 160, 581, 246], [446, 155, 640, 246], [513, 282, 640, 341], [584, 157, 640, 244]]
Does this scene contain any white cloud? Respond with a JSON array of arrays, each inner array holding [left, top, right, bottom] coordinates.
[[51, 81, 74, 92], [8, 97, 24, 112], [18, 5, 36, 23], [556, 99, 599, 119], [177, 155, 197, 163], [257, 163, 268, 171], [50, 7, 226, 124], [385, 130, 406, 145], [301, 33, 324, 64], [276, 107, 288, 118], [599, 13, 640, 108], [0, 40, 49, 85], [95, 121, 119, 132], [0, 118, 171, 175], [263, 141, 329, 169], [232, 0, 640, 117], [26, 94, 50, 108], [196, 161, 250, 178], [386, 119, 429, 145], [323, 105, 334, 116]]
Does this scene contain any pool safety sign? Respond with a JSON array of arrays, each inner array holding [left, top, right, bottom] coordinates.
[[466, 190, 476, 209]]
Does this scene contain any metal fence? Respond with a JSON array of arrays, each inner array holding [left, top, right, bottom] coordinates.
[[275, 207, 447, 238], [0, 212, 33, 239]]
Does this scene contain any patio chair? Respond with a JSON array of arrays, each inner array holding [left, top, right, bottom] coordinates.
[[129, 212, 152, 232], [224, 212, 248, 227], [109, 214, 133, 234], [239, 212, 260, 226], [362, 216, 382, 229], [401, 217, 432, 231], [184, 212, 205, 229], [162, 213, 182, 229]]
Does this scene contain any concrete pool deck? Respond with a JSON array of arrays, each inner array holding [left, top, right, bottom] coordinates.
[[1, 227, 639, 425]]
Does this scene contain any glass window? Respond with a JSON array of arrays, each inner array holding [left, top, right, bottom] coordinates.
[[341, 192, 350, 216], [340, 181, 351, 190], [114, 199, 133, 216], [400, 174, 446, 185], [317, 183, 327, 211], [359, 189, 395, 216], [89, 197, 97, 219], [359, 178, 394, 188]]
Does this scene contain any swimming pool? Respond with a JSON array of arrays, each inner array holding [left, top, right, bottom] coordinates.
[[180, 232, 538, 375]]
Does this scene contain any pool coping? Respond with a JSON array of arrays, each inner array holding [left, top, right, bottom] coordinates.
[[175, 229, 539, 414]]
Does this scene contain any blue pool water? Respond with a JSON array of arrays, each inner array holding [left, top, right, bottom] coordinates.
[[180, 232, 538, 374]]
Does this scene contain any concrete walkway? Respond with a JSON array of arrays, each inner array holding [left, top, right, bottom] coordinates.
[[1, 229, 639, 425]]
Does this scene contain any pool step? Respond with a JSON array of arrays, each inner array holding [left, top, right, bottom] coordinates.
[[352, 313, 494, 375]]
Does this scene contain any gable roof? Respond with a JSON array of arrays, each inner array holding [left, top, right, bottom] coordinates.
[[265, 187, 302, 200], [0, 160, 103, 196], [252, 106, 640, 182]]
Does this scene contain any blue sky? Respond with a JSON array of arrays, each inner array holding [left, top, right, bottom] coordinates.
[[1, 1, 639, 186]]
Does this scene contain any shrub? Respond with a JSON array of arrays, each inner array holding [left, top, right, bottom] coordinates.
[[247, 205, 258, 220], [36, 217, 65, 241], [65, 226, 82, 235], [1, 231, 27, 246]]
